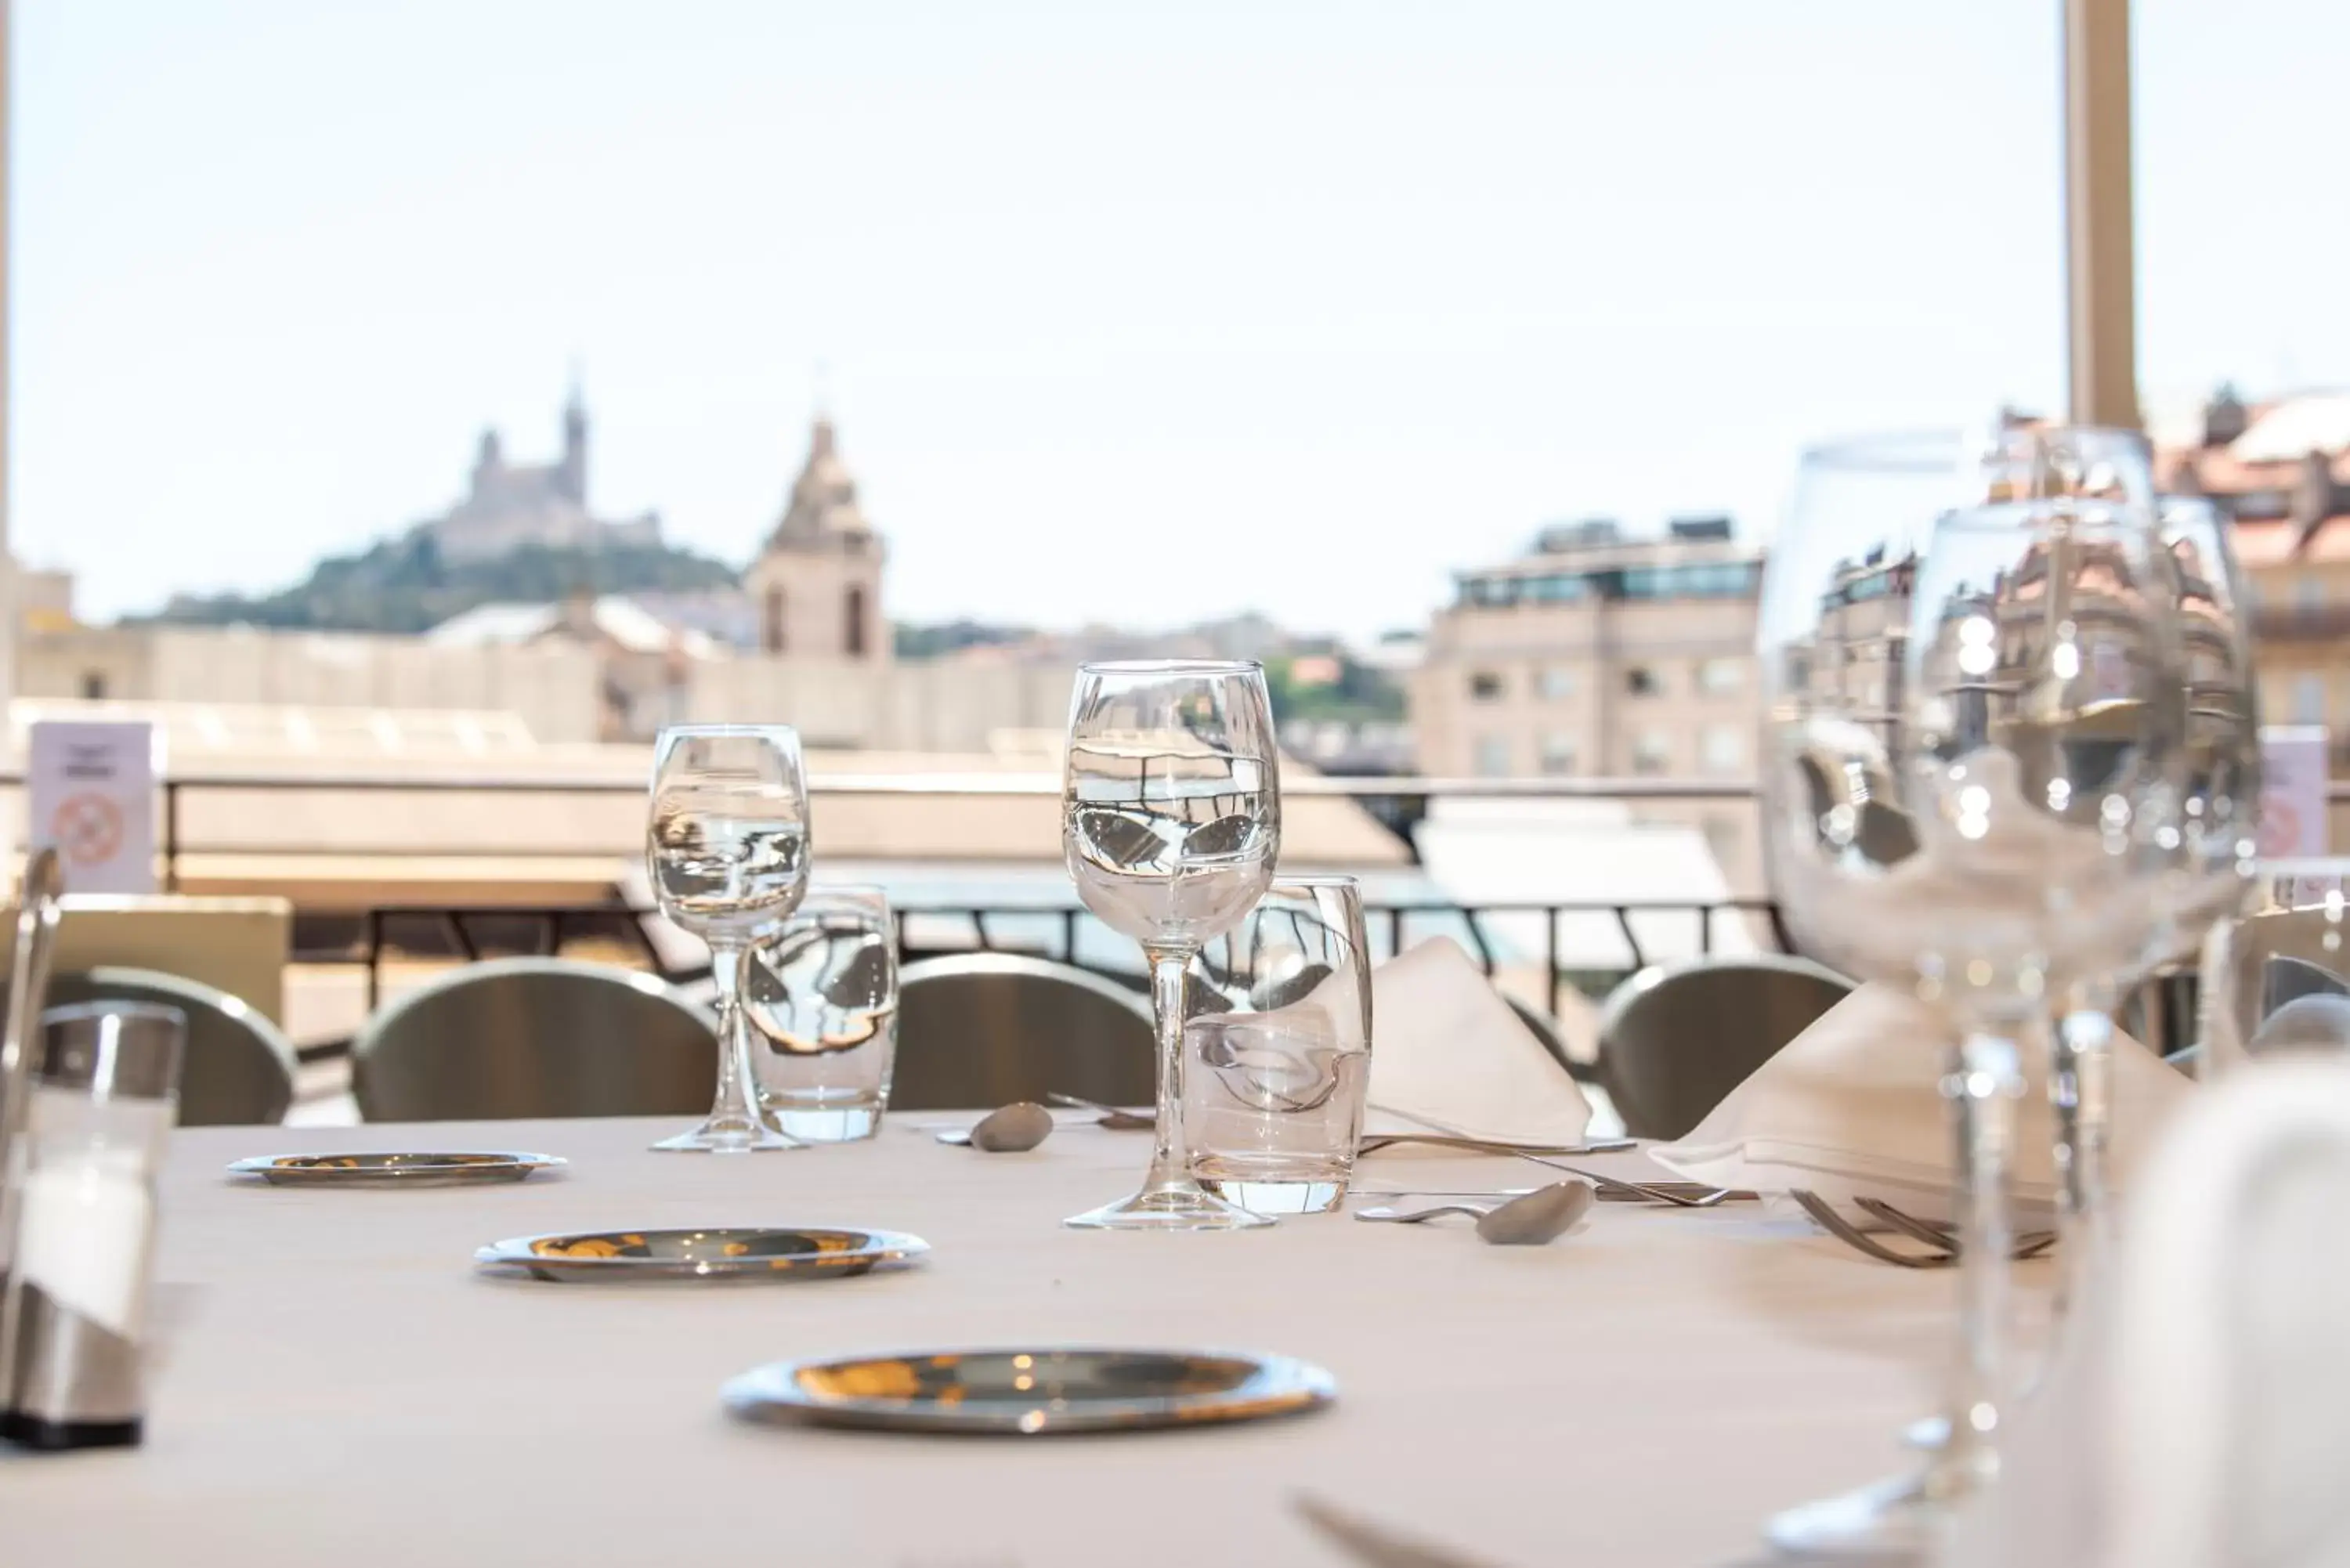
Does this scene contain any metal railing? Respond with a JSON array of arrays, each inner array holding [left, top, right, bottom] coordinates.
[[298, 893, 1791, 1061], [2251, 605, 2350, 642]]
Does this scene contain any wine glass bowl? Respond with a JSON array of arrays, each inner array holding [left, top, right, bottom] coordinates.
[[1061, 660, 1282, 1231], [644, 724, 812, 1154]]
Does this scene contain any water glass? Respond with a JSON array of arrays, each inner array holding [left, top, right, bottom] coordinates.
[[1184, 877, 1370, 1215], [743, 886, 898, 1142], [2200, 859, 2350, 1074]]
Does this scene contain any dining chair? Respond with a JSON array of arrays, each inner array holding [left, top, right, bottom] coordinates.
[[1505, 995, 1598, 1085], [352, 957, 718, 1122], [44, 966, 299, 1127], [891, 952, 1155, 1111], [1594, 953, 1855, 1140]]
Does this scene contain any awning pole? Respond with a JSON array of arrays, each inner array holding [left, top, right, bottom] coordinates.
[[2063, 0, 2138, 430]]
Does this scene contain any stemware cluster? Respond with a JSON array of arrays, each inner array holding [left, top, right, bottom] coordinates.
[[642, 725, 900, 1154], [1061, 660, 1375, 1231], [1757, 425, 2261, 1555]]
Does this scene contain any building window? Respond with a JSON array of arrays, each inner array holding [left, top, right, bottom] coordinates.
[[1538, 733, 1578, 775], [1631, 730, 1672, 775], [764, 587, 787, 654], [1625, 666, 1661, 697], [1461, 576, 1522, 609], [844, 585, 867, 657], [1700, 724, 1744, 775], [79, 671, 107, 700], [1472, 735, 1513, 777], [1696, 657, 1744, 695], [1528, 573, 1589, 604], [1537, 666, 1576, 700], [2295, 672, 2326, 724], [1469, 670, 1505, 702]]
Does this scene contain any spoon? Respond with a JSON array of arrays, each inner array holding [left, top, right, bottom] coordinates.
[[934, 1102, 1054, 1152], [1355, 1180, 1596, 1245]]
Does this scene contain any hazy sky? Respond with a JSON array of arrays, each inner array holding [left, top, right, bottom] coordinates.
[[15, 1, 2349, 640]]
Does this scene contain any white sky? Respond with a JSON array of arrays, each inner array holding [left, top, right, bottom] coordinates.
[[15, 1, 2350, 641]]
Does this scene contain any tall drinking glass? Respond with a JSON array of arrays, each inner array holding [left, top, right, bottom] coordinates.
[[1758, 430, 2190, 1555], [1184, 876, 1372, 1216], [1062, 660, 1280, 1231], [644, 724, 811, 1153], [743, 885, 898, 1142]]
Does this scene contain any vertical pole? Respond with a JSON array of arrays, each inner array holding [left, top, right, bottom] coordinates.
[[2063, 0, 2138, 429], [0, 2, 16, 779]]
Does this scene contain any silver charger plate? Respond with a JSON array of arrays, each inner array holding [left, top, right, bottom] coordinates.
[[228, 1151, 567, 1187], [475, 1226, 930, 1283], [722, 1346, 1336, 1435]]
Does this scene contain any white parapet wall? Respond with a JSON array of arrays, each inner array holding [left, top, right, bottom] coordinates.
[[685, 656, 1075, 752]]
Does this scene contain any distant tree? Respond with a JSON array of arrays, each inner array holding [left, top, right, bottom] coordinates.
[[892, 620, 1037, 659], [134, 531, 741, 634], [1262, 655, 1406, 724]]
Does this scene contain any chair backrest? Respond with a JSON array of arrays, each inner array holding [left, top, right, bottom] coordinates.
[[891, 953, 1154, 1111], [1505, 996, 1596, 1084], [2106, 1063, 2350, 1568], [1595, 954, 1854, 1140], [352, 957, 718, 1122], [45, 966, 298, 1127]]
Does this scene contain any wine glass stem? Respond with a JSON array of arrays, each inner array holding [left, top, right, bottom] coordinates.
[[2048, 992, 2116, 1313], [1143, 943, 1195, 1188], [1936, 1026, 2026, 1494], [708, 943, 767, 1129]]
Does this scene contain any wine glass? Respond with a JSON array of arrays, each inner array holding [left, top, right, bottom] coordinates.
[[2041, 494, 2257, 1270], [1062, 660, 1280, 1231], [644, 724, 812, 1153], [2200, 859, 2350, 1074], [1758, 429, 2190, 1555]]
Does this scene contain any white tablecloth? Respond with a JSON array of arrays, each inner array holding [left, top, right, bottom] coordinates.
[[0, 1115, 2023, 1567]]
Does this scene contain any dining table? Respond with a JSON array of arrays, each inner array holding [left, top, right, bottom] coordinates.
[[0, 1112, 2046, 1567]]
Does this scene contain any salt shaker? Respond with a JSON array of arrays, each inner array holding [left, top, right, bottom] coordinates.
[[0, 1001, 185, 1449]]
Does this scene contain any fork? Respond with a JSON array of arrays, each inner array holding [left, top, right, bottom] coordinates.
[[1789, 1190, 2059, 1267]]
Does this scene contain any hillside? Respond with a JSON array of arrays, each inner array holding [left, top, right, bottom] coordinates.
[[139, 530, 743, 635]]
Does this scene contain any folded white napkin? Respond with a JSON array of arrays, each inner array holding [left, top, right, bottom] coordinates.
[[1940, 1061, 2350, 1568], [1650, 980, 2188, 1222], [1364, 937, 1595, 1145]]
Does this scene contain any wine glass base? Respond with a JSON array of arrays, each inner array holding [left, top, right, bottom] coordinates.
[[650, 1117, 805, 1154], [1064, 1177, 1274, 1231], [1766, 1460, 1987, 1563]]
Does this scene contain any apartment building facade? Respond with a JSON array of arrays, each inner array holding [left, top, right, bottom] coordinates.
[[1409, 517, 1762, 784]]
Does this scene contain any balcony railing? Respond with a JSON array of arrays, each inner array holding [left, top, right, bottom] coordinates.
[[2253, 604, 2350, 641], [293, 892, 1793, 1065]]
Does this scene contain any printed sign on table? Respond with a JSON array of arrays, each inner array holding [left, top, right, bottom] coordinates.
[[27, 721, 160, 894]]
